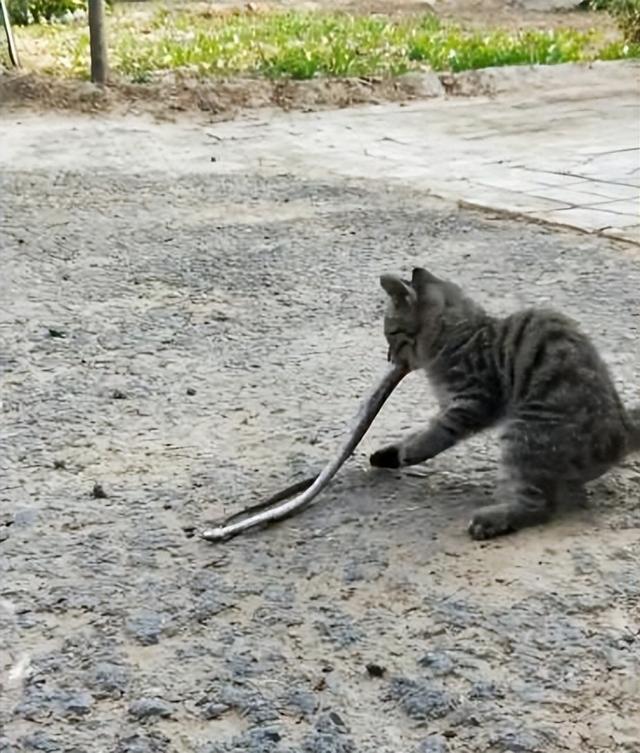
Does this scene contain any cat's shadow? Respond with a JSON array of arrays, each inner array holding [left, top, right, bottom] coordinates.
[[218, 460, 632, 546], [297, 462, 623, 540], [301, 463, 494, 533]]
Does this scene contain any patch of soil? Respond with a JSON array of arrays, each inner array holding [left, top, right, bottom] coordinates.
[[0, 70, 450, 119], [184, 0, 610, 31]]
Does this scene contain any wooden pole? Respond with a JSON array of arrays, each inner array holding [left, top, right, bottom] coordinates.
[[88, 0, 108, 85], [0, 0, 20, 68]]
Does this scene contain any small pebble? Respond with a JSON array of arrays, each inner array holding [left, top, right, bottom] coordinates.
[[61, 691, 94, 717], [366, 663, 386, 678], [128, 697, 172, 720], [201, 703, 228, 720], [91, 482, 108, 499], [418, 735, 448, 753]]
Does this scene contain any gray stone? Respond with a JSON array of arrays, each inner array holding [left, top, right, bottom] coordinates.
[[60, 690, 93, 716], [128, 697, 173, 720], [417, 736, 449, 753], [201, 702, 229, 720], [418, 651, 455, 676], [313, 607, 363, 648], [489, 727, 556, 752], [90, 661, 130, 699], [389, 678, 454, 721], [210, 680, 279, 726], [20, 733, 59, 752], [201, 727, 285, 753], [125, 613, 166, 646], [283, 687, 318, 718], [15, 687, 94, 721], [468, 681, 505, 700], [116, 732, 171, 753]]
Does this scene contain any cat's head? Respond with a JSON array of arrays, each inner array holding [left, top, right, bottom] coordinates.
[[380, 267, 481, 369]]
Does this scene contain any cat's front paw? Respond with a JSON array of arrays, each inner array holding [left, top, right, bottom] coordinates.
[[370, 445, 402, 469], [468, 504, 514, 540]]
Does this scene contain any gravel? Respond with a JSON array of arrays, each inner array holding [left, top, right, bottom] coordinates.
[[1, 115, 639, 751]]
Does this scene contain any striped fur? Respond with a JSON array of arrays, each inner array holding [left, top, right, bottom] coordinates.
[[373, 267, 639, 539]]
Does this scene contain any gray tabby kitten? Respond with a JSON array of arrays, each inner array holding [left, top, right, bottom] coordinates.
[[371, 267, 640, 539]]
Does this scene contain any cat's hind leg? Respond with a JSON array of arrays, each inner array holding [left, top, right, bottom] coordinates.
[[468, 477, 588, 539], [468, 412, 593, 539], [468, 473, 556, 540]]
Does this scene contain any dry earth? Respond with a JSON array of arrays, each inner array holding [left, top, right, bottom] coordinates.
[[1, 113, 639, 752]]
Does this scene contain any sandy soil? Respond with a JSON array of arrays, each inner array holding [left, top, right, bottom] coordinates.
[[0, 113, 639, 753]]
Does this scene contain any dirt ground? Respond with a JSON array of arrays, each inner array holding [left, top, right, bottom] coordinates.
[[1, 113, 639, 753], [252, 0, 607, 28], [0, 0, 618, 117], [135, 0, 610, 29], [0, 71, 460, 119]]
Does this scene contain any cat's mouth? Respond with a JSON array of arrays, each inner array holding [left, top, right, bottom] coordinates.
[[386, 328, 418, 369], [387, 342, 415, 370]]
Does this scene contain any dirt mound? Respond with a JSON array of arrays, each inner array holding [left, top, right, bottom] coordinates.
[[0, 69, 451, 118]]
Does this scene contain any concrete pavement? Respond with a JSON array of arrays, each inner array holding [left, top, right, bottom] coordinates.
[[203, 60, 639, 244]]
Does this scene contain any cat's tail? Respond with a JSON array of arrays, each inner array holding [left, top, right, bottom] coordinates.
[[626, 405, 640, 454]]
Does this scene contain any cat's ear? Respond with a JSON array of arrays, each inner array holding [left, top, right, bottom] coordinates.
[[411, 267, 445, 309], [380, 274, 417, 306], [411, 267, 439, 288]]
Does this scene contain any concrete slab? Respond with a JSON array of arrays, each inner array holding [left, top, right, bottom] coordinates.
[[533, 206, 640, 232]]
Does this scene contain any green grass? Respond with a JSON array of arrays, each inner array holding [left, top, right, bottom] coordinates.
[[16, 7, 640, 82]]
